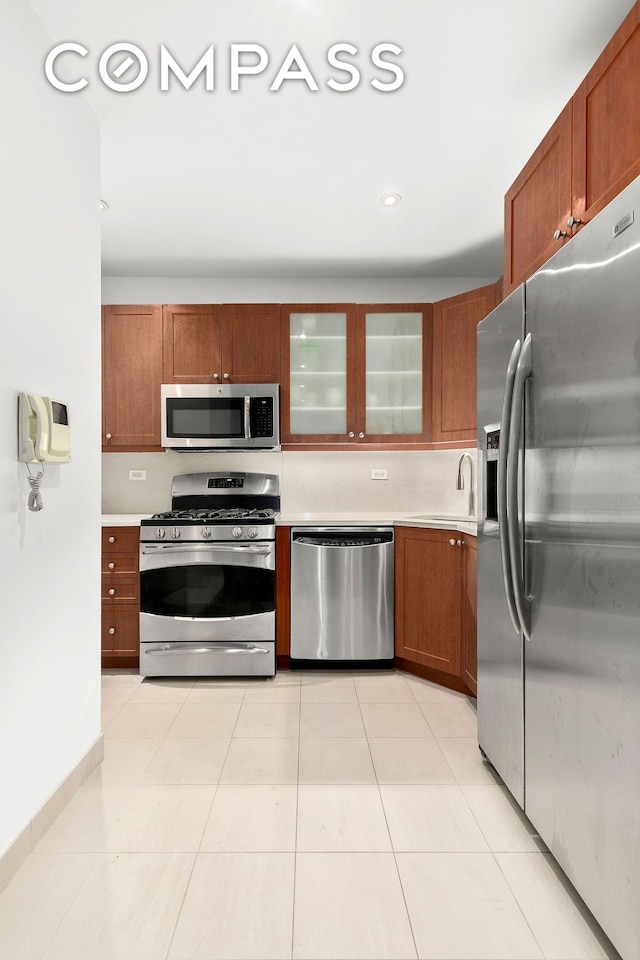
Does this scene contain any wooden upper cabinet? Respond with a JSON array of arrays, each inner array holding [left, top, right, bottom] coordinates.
[[281, 303, 357, 444], [281, 303, 432, 447], [163, 304, 222, 382], [220, 304, 281, 383], [163, 304, 281, 384], [504, 3, 640, 292], [572, 2, 640, 226], [355, 304, 432, 445], [102, 304, 163, 450], [432, 283, 497, 444], [503, 103, 573, 296]]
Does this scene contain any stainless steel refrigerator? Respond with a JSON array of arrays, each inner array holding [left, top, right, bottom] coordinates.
[[477, 174, 640, 960]]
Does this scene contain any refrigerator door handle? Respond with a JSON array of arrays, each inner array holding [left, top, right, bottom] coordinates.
[[499, 338, 523, 634], [507, 332, 532, 641]]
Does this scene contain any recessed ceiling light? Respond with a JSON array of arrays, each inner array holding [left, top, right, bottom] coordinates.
[[380, 193, 402, 207], [99, 199, 109, 211]]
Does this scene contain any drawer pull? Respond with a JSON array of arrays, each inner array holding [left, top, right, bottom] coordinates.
[[109, 588, 116, 596], [108, 562, 115, 570], [108, 536, 116, 543], [108, 627, 115, 635]]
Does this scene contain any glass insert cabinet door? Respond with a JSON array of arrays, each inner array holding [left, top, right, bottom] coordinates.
[[283, 303, 431, 444], [287, 307, 354, 438], [363, 310, 424, 435]]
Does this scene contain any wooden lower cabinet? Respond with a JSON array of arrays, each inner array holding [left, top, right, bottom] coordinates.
[[395, 526, 477, 696], [102, 526, 140, 668], [275, 526, 291, 662], [461, 536, 477, 696]]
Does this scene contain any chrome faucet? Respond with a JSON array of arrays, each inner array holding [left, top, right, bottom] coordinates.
[[457, 453, 475, 517]]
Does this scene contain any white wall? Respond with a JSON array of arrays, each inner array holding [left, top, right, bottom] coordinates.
[[101, 275, 497, 305], [0, 0, 101, 856]]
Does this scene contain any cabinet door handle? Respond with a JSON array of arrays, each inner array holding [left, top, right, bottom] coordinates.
[[449, 538, 456, 545], [105, 433, 112, 440], [457, 539, 463, 546], [108, 562, 115, 569], [108, 536, 116, 543], [108, 627, 115, 635], [348, 431, 355, 438], [223, 373, 230, 379], [358, 432, 365, 439], [109, 588, 116, 596], [213, 373, 219, 379], [553, 229, 567, 241], [567, 215, 582, 228]]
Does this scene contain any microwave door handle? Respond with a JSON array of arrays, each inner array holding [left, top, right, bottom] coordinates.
[[244, 396, 251, 439]]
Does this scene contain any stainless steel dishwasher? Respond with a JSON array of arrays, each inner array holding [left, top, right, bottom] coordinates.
[[290, 527, 394, 666]]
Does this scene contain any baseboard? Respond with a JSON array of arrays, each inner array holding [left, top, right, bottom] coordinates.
[[0, 734, 104, 895]]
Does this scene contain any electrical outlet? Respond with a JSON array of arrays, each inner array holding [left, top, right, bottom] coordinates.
[[129, 469, 146, 481], [371, 468, 388, 480]]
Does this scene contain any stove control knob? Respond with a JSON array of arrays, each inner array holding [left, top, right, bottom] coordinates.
[[201, 526, 212, 539], [247, 527, 259, 539], [156, 528, 166, 539], [171, 527, 181, 539], [232, 526, 243, 539]]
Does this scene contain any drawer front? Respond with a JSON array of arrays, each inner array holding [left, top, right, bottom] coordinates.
[[102, 576, 139, 603], [102, 526, 140, 554], [140, 640, 275, 678], [102, 604, 139, 656], [102, 553, 138, 576]]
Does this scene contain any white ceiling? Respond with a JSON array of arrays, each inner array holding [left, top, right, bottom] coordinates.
[[30, 0, 637, 279]]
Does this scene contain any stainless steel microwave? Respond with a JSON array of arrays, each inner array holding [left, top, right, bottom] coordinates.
[[161, 384, 280, 451]]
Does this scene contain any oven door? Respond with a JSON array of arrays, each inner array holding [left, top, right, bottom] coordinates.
[[139, 542, 275, 677]]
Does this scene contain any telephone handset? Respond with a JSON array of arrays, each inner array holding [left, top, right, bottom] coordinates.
[[18, 393, 71, 464]]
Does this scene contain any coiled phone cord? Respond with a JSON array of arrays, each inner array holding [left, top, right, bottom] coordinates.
[[26, 464, 45, 511]]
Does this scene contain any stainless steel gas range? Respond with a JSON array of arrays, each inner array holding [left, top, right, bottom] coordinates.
[[139, 472, 279, 678]]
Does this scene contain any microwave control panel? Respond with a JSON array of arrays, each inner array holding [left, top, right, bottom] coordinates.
[[250, 397, 274, 437]]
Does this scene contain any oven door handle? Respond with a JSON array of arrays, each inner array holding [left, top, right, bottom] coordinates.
[[143, 642, 271, 656], [141, 543, 273, 556]]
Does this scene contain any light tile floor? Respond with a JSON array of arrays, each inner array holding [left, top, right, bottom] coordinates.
[[0, 669, 622, 960]]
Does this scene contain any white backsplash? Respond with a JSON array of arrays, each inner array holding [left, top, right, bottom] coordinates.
[[102, 448, 477, 517]]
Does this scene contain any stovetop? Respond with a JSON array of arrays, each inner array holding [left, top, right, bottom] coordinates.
[[147, 508, 279, 524], [140, 471, 281, 542]]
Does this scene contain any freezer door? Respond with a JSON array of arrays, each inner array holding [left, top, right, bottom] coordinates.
[[476, 286, 526, 808], [524, 176, 640, 960]]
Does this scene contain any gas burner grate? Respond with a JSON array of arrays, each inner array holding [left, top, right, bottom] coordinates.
[[150, 507, 278, 522]]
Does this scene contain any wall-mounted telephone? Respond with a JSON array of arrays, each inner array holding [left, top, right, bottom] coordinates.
[[18, 393, 71, 464]]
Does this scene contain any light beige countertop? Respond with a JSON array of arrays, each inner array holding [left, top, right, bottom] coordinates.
[[393, 515, 477, 536], [102, 514, 150, 526], [279, 513, 403, 528], [102, 512, 477, 536]]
